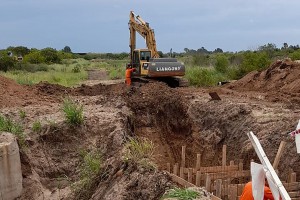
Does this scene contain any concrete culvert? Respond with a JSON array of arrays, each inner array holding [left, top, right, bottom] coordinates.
[[0, 132, 23, 200]]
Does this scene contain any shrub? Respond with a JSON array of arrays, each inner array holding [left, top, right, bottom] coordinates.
[[19, 110, 26, 119], [40, 48, 61, 64], [124, 137, 155, 169], [79, 150, 101, 180], [72, 64, 81, 73], [289, 50, 300, 60], [0, 55, 17, 72], [23, 51, 45, 64], [215, 55, 229, 73], [62, 98, 84, 125], [192, 54, 210, 66], [185, 67, 226, 87], [32, 121, 42, 132], [238, 51, 271, 78], [162, 188, 199, 200], [72, 150, 101, 199], [0, 115, 25, 145]]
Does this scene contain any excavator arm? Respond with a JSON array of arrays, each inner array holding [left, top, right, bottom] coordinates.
[[129, 11, 159, 59]]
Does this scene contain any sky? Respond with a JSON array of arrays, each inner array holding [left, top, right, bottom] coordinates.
[[1, 0, 300, 53]]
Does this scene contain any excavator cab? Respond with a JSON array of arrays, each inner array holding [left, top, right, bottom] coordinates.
[[131, 49, 151, 76]]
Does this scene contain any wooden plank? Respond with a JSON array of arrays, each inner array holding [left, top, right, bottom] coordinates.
[[196, 171, 201, 187], [196, 154, 201, 170], [211, 195, 222, 200], [273, 141, 287, 170], [288, 192, 300, 198], [283, 182, 300, 191], [173, 163, 179, 176], [188, 168, 193, 183], [169, 173, 195, 188], [228, 184, 238, 200], [247, 131, 290, 200], [205, 174, 211, 192], [222, 145, 227, 167], [183, 165, 239, 174], [207, 170, 250, 181], [237, 183, 245, 196], [222, 179, 229, 197], [180, 167, 184, 179], [238, 160, 243, 171], [215, 179, 222, 198], [167, 163, 171, 173], [290, 173, 297, 183], [181, 146, 186, 168]]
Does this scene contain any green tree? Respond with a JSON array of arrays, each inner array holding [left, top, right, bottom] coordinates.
[[238, 51, 271, 77], [215, 55, 229, 73], [23, 51, 45, 64], [7, 46, 30, 56], [0, 54, 17, 72], [40, 48, 61, 64], [63, 46, 72, 53], [258, 43, 277, 58], [289, 49, 300, 60]]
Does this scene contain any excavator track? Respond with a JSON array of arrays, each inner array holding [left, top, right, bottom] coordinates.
[[132, 77, 189, 88]]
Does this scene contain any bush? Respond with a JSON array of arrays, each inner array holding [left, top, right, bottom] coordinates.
[[215, 55, 229, 73], [62, 98, 84, 125], [23, 51, 45, 64], [162, 188, 199, 200], [40, 48, 61, 64], [32, 121, 42, 132], [0, 55, 17, 72], [72, 150, 101, 199], [192, 54, 210, 66], [19, 110, 26, 119], [185, 67, 225, 86], [124, 137, 155, 169], [79, 150, 101, 180], [0, 115, 25, 145], [238, 52, 271, 78], [289, 50, 300, 60], [72, 64, 81, 73]]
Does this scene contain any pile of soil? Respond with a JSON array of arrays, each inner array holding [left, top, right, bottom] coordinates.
[[0, 75, 38, 108], [34, 82, 70, 96], [228, 59, 300, 94], [73, 83, 125, 97], [0, 76, 65, 108]]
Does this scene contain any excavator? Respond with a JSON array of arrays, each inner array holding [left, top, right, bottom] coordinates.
[[128, 11, 187, 87]]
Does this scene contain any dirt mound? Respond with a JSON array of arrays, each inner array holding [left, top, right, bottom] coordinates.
[[34, 82, 70, 96], [228, 59, 300, 94], [73, 83, 125, 97], [0, 76, 65, 108], [0, 75, 38, 108]]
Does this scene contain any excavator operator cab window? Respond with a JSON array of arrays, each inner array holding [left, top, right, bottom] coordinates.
[[140, 51, 151, 61]]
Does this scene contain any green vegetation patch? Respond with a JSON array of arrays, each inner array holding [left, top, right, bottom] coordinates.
[[124, 137, 156, 170], [162, 188, 199, 200], [0, 114, 25, 146], [62, 98, 84, 126]]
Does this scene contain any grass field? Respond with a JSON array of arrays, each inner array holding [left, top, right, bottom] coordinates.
[[0, 58, 128, 87]]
